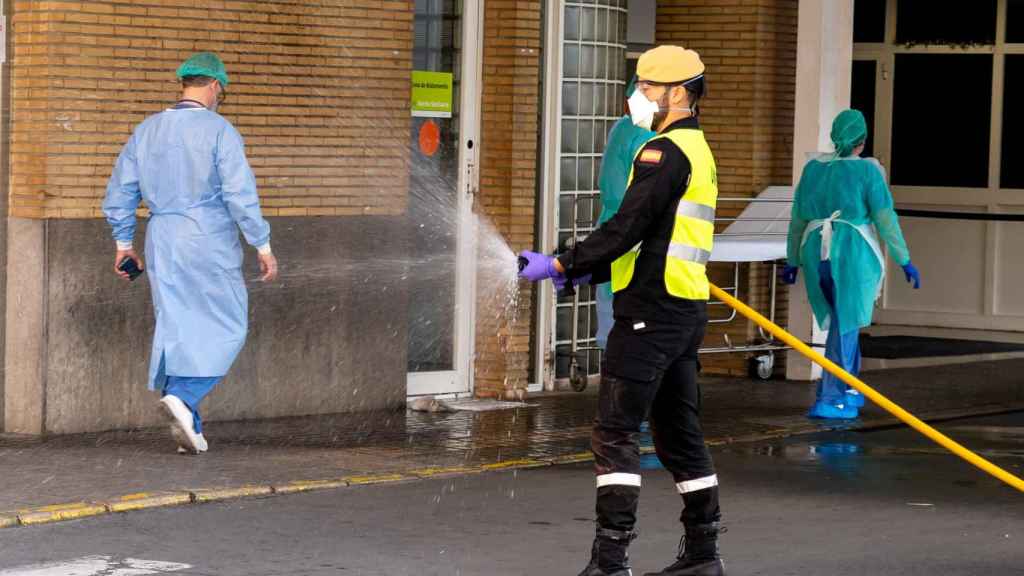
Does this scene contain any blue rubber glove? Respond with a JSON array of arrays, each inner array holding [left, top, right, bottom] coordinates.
[[518, 250, 565, 283], [902, 261, 920, 289], [781, 265, 799, 285]]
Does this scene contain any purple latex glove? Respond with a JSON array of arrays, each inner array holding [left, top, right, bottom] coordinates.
[[554, 273, 592, 292], [518, 251, 565, 283]]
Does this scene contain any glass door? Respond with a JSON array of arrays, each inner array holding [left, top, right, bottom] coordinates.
[[407, 0, 480, 396]]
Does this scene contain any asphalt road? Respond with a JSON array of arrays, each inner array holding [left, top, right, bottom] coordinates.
[[1, 414, 1022, 576]]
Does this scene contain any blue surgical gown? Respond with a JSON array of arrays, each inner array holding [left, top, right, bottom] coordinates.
[[103, 107, 271, 390], [595, 116, 654, 347], [787, 156, 910, 333]]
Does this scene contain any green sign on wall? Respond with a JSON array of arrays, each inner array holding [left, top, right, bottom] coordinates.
[[411, 71, 453, 118]]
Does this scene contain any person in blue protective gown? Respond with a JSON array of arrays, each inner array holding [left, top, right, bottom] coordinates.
[[103, 52, 279, 454], [594, 77, 656, 349], [783, 109, 920, 420]]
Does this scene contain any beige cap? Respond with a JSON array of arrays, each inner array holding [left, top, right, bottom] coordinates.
[[637, 45, 705, 84]]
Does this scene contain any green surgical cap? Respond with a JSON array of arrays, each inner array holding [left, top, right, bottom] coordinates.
[[831, 109, 867, 157], [177, 52, 229, 87]]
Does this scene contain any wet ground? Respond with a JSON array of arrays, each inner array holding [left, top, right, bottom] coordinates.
[[0, 412, 1021, 575], [2, 358, 1023, 515]]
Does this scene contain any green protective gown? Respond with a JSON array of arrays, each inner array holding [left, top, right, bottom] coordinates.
[[787, 155, 911, 333]]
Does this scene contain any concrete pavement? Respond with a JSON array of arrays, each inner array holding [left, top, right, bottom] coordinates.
[[0, 413, 1021, 575], [1, 358, 1023, 529]]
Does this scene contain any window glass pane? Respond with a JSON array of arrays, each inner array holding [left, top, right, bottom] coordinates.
[[580, 119, 594, 153], [556, 310, 572, 342], [850, 60, 877, 158], [561, 119, 578, 153], [1008, 0, 1024, 43], [896, 0, 996, 45], [579, 157, 594, 191], [577, 197, 593, 226], [853, 0, 886, 43], [582, 7, 596, 41], [560, 157, 577, 191], [597, 9, 608, 42], [559, 195, 574, 229], [564, 44, 580, 78], [1002, 56, 1024, 188], [596, 46, 607, 79], [891, 54, 991, 187], [562, 82, 579, 116], [595, 83, 607, 118], [577, 303, 590, 340], [580, 82, 595, 115], [581, 45, 595, 78], [564, 6, 580, 41]]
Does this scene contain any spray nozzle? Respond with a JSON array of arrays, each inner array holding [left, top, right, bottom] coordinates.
[[517, 256, 528, 273]]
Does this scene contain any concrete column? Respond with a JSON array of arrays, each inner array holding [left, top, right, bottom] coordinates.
[[4, 218, 46, 434], [787, 0, 853, 380]]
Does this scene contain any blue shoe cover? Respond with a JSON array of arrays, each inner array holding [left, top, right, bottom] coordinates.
[[844, 390, 865, 408], [808, 401, 858, 420]]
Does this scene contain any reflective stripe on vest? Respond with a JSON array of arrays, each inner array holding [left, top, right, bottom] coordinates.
[[610, 128, 718, 300]]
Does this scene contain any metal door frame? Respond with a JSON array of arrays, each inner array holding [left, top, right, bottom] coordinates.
[[407, 0, 484, 396]]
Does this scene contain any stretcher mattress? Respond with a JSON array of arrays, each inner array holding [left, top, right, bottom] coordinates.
[[709, 186, 793, 263]]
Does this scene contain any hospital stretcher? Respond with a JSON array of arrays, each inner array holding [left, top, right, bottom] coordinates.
[[703, 186, 794, 380], [558, 186, 795, 390]]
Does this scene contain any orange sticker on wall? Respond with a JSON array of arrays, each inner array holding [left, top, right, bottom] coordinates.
[[418, 120, 441, 157]]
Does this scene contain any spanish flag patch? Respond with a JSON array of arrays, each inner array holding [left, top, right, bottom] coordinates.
[[638, 148, 663, 164]]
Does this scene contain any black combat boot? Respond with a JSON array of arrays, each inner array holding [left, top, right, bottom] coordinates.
[[577, 526, 638, 576], [642, 523, 725, 576]]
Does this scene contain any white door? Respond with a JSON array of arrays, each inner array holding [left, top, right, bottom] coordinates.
[[406, 0, 482, 396]]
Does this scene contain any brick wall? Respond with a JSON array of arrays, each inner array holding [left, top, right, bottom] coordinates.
[[657, 0, 798, 376], [473, 0, 542, 398], [9, 0, 415, 219]]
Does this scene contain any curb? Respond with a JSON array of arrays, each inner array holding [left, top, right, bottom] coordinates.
[[192, 485, 274, 504], [0, 513, 18, 529], [108, 492, 193, 513], [17, 502, 109, 526], [273, 479, 350, 495], [2, 404, 1019, 530]]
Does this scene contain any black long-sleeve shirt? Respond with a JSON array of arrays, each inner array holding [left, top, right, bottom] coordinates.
[[557, 117, 707, 324]]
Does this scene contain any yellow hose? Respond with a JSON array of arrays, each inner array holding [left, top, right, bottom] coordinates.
[[709, 283, 1024, 493]]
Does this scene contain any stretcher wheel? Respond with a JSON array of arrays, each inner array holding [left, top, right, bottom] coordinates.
[[749, 352, 775, 380], [570, 368, 588, 392]]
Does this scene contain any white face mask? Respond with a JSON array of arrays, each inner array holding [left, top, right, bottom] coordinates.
[[628, 88, 694, 131], [628, 90, 660, 130]]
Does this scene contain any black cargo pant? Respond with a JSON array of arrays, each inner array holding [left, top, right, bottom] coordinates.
[[592, 314, 720, 533]]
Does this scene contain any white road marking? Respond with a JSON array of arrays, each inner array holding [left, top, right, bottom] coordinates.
[[0, 556, 191, 576]]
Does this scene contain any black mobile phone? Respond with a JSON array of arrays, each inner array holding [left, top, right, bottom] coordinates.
[[118, 256, 144, 281]]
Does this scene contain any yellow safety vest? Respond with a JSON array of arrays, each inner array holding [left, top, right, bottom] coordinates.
[[610, 128, 718, 301]]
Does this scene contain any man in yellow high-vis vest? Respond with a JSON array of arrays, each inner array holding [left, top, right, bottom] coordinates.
[[519, 46, 724, 576]]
